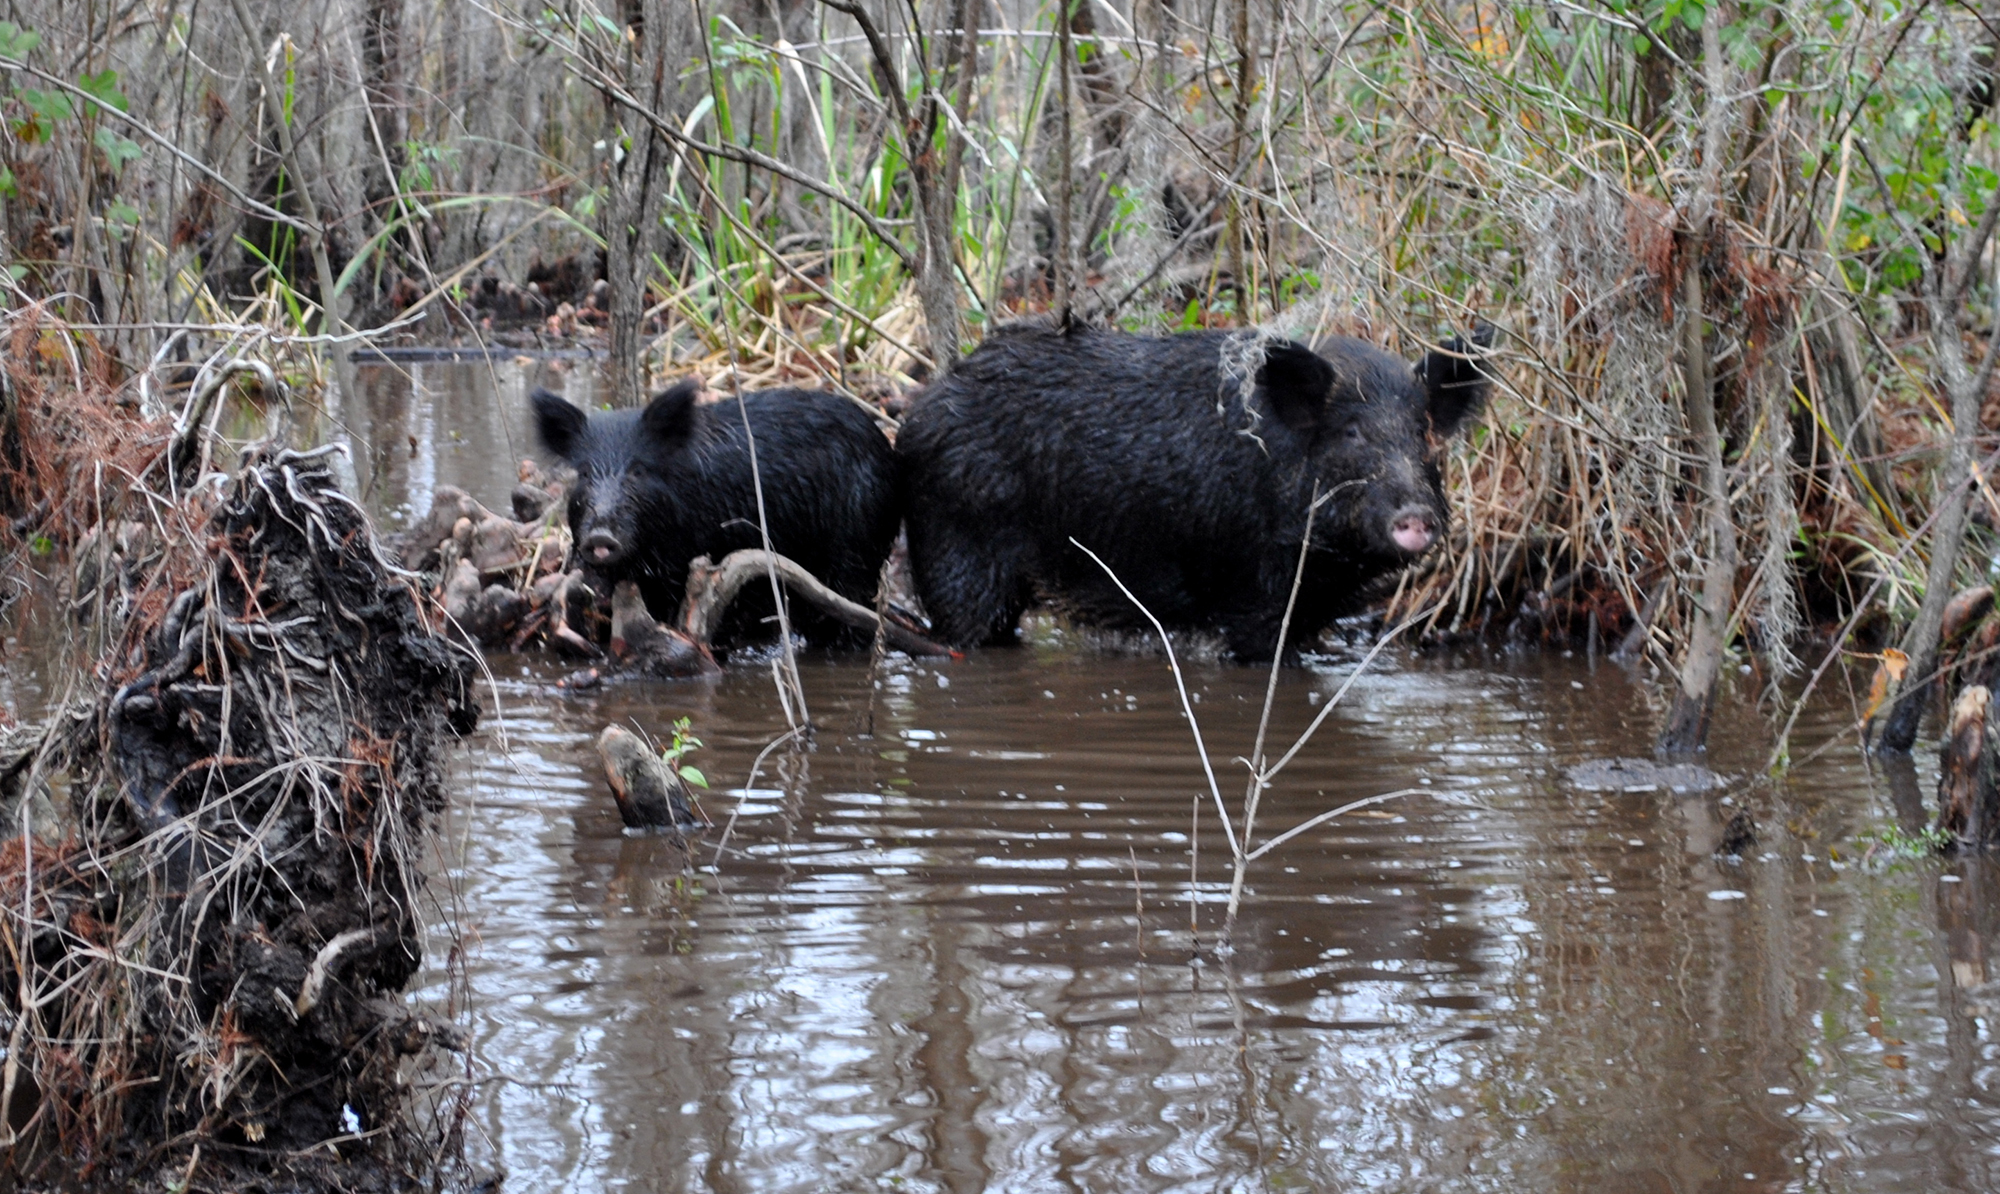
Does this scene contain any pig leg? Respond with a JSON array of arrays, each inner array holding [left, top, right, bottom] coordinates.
[[909, 516, 1032, 647], [1221, 562, 1317, 662], [1225, 613, 1292, 663]]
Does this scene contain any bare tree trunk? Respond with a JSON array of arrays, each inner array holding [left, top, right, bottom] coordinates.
[[1222, 0, 1257, 316], [361, 0, 407, 215], [1809, 308, 1902, 526], [1053, 0, 1076, 322], [1054, 0, 1135, 286], [919, 0, 976, 358], [602, 0, 685, 408], [1878, 283, 1992, 750], [822, 0, 964, 366], [1659, 8, 1738, 755], [1872, 2, 2000, 751], [604, 152, 662, 409]]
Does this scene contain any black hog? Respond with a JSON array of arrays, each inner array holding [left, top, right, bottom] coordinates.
[[531, 381, 899, 642], [896, 323, 1491, 660]]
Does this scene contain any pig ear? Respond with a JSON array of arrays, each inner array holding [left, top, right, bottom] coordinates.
[[1419, 322, 1493, 437], [1256, 340, 1336, 433], [531, 388, 587, 461], [639, 379, 702, 445]]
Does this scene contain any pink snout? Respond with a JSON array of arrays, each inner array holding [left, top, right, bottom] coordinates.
[[581, 529, 624, 565], [1390, 510, 1437, 555]]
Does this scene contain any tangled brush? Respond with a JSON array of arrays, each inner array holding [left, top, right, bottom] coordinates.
[[0, 446, 479, 1190]]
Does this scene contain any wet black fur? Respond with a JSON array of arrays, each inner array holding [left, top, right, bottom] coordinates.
[[532, 381, 899, 642], [896, 323, 1491, 660]]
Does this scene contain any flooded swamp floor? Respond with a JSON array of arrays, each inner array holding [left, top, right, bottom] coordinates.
[[6, 358, 1999, 1192]]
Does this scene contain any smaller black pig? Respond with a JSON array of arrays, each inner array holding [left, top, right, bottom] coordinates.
[[531, 381, 899, 642], [897, 323, 1491, 660]]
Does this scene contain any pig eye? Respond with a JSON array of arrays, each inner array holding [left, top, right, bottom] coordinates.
[[1341, 423, 1365, 443]]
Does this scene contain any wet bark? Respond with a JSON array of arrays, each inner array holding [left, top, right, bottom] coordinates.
[[1659, 13, 1737, 756], [597, 724, 704, 831], [1923, 586, 2000, 849], [1875, 200, 2000, 751], [680, 549, 953, 656], [1937, 685, 1996, 846]]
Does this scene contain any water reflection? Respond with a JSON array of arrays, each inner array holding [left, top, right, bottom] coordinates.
[[335, 352, 604, 529], [337, 365, 2000, 1190]]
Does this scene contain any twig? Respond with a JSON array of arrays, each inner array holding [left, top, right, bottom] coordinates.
[[1227, 483, 1328, 928], [1069, 538, 1240, 860], [1244, 789, 1425, 862]]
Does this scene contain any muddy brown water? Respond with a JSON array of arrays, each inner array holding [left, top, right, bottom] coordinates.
[[9, 359, 2000, 1192]]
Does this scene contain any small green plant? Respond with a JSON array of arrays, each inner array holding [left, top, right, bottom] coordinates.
[[1864, 822, 1951, 860], [662, 716, 709, 790]]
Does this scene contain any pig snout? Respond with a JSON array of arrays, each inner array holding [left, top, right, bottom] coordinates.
[[580, 528, 626, 566], [1389, 507, 1437, 555]]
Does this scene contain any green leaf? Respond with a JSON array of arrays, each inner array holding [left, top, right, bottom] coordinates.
[[106, 200, 141, 226], [94, 126, 142, 169], [22, 88, 73, 124], [0, 164, 14, 199], [677, 765, 708, 789], [0, 21, 40, 59], [78, 69, 128, 113]]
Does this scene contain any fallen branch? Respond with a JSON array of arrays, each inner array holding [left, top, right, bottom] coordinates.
[[679, 550, 955, 658]]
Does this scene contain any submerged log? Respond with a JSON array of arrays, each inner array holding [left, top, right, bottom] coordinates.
[[596, 724, 705, 831], [1928, 586, 2000, 850], [1938, 685, 1996, 846], [1943, 585, 1997, 646], [611, 579, 719, 677]]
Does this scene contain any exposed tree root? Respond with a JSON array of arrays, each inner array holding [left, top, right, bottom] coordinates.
[[0, 448, 480, 1191], [679, 551, 952, 660], [396, 475, 951, 678]]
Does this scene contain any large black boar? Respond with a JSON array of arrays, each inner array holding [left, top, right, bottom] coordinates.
[[531, 381, 899, 640], [897, 323, 1490, 659]]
